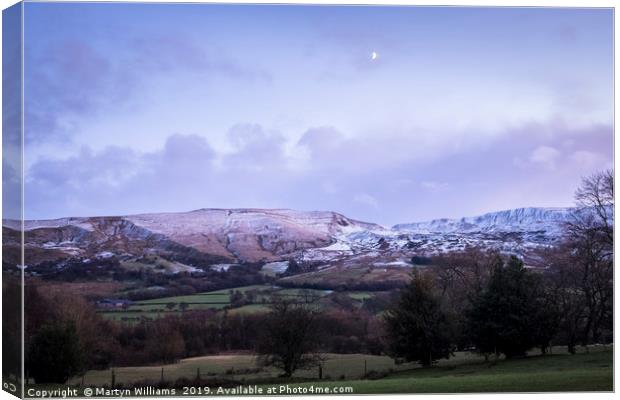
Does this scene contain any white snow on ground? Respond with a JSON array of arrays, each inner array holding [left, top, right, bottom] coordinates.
[[393, 207, 573, 235], [10, 206, 573, 269], [321, 241, 352, 251], [211, 264, 236, 272], [169, 263, 200, 274], [262, 261, 290, 274], [126, 208, 385, 240], [373, 260, 411, 267], [96, 251, 115, 259], [14, 217, 96, 231]]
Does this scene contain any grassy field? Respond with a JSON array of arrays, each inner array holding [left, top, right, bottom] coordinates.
[[71, 353, 416, 386], [98, 285, 363, 322], [69, 345, 612, 393], [98, 285, 273, 321], [299, 348, 613, 393], [226, 304, 271, 315], [347, 291, 375, 300]]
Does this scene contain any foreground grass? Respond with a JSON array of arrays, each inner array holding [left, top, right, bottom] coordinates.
[[70, 346, 612, 393], [73, 353, 415, 386], [291, 349, 613, 393], [28, 348, 612, 396]]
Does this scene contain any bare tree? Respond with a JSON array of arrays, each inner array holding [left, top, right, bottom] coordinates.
[[546, 169, 614, 351], [144, 317, 186, 364], [571, 169, 613, 248], [542, 244, 585, 353], [431, 248, 502, 312], [256, 297, 324, 377]]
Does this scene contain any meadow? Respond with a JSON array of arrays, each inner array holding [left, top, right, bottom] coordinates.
[[97, 284, 377, 321], [67, 345, 612, 393], [302, 348, 613, 393]]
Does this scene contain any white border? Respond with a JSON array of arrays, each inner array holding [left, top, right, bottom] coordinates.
[[0, 2, 616, 400]]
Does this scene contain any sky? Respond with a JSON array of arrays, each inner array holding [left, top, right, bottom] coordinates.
[[6, 3, 614, 225]]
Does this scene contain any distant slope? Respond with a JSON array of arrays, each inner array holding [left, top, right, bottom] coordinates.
[[393, 207, 574, 235], [3, 208, 384, 265], [3, 207, 578, 270]]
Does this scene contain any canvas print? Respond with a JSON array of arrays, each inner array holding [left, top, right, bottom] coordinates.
[[2, 2, 614, 398]]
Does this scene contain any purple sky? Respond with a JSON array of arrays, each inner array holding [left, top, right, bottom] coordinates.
[[9, 4, 614, 225]]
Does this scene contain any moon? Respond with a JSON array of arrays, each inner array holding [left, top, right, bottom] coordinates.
[[371, 51, 378, 61]]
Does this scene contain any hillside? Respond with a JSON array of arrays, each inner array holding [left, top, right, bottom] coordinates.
[[393, 207, 573, 235], [3, 206, 572, 272], [2, 208, 384, 266]]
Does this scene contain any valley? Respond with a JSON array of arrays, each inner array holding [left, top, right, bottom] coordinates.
[[2, 206, 577, 310]]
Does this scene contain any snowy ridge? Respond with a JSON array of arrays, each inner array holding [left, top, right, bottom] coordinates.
[[4, 207, 574, 268], [393, 207, 574, 234]]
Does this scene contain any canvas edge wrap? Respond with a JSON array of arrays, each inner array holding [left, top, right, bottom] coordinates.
[[2, 1, 24, 398]]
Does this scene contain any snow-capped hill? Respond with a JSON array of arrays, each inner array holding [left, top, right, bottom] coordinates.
[[393, 207, 574, 234], [4, 208, 385, 265], [4, 206, 579, 270]]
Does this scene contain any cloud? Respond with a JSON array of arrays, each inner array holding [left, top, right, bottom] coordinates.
[[223, 124, 287, 171], [2, 159, 21, 220], [162, 134, 215, 167], [29, 146, 139, 189], [24, 35, 271, 145], [295, 125, 455, 174], [421, 181, 449, 193], [129, 35, 272, 81], [529, 145, 561, 169], [22, 120, 614, 225], [18, 5, 613, 226], [297, 126, 346, 157], [353, 193, 379, 208], [321, 181, 339, 194], [25, 134, 217, 217], [570, 150, 609, 170], [25, 40, 127, 143]]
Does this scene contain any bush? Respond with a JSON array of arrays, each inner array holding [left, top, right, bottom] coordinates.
[[27, 322, 84, 383]]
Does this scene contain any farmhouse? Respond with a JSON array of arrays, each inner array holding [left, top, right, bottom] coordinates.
[[96, 298, 133, 309]]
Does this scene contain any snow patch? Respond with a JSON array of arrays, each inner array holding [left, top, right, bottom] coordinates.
[[373, 260, 411, 267], [96, 251, 115, 259], [211, 263, 236, 272], [262, 261, 290, 274]]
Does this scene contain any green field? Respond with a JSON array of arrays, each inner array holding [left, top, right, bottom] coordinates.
[[98, 285, 273, 321], [347, 291, 375, 300], [97, 285, 371, 322], [68, 346, 612, 393], [72, 353, 416, 386], [226, 304, 271, 315], [273, 288, 330, 297], [297, 348, 613, 393]]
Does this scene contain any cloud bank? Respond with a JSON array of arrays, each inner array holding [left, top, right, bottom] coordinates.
[[25, 120, 612, 225], [18, 4, 613, 224]]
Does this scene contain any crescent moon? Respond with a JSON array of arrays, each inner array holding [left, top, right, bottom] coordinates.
[[371, 52, 378, 60]]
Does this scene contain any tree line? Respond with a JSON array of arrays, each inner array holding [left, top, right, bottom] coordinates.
[[20, 283, 385, 383], [384, 170, 613, 365]]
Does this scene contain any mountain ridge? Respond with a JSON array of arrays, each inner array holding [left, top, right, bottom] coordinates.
[[3, 206, 573, 268], [393, 207, 574, 234]]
